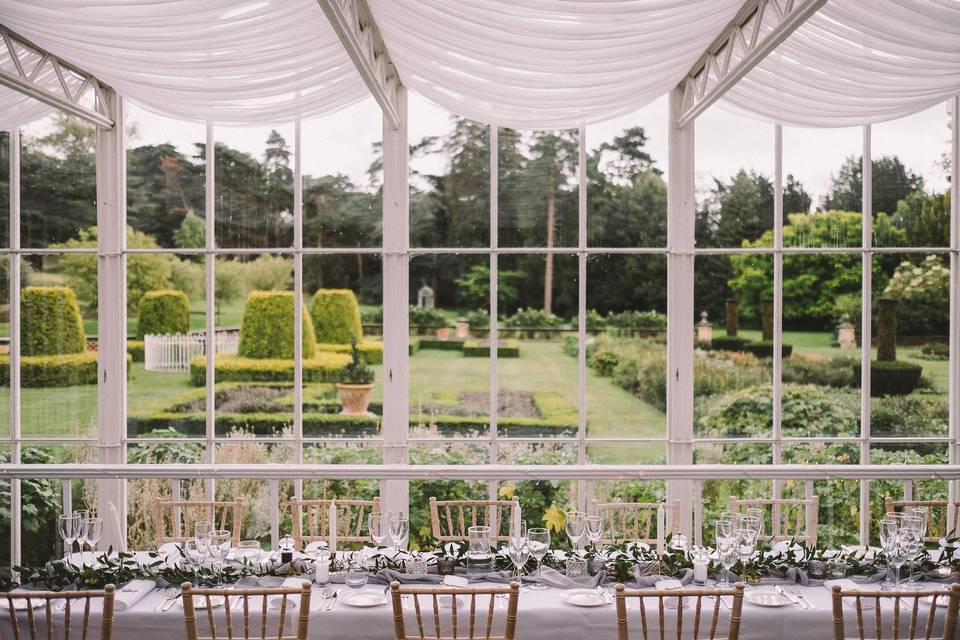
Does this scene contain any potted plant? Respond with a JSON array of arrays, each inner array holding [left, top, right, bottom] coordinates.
[[337, 338, 375, 415]]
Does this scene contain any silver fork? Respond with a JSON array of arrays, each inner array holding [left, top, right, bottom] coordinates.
[[153, 588, 174, 612]]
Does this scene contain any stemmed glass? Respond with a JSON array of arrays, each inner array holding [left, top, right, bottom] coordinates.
[[904, 510, 927, 589], [58, 513, 80, 563], [901, 515, 924, 590], [507, 521, 530, 585], [715, 520, 736, 588], [389, 512, 409, 552], [735, 515, 760, 584], [74, 510, 90, 554], [746, 508, 764, 540], [85, 518, 103, 555], [880, 519, 908, 591], [564, 511, 586, 553], [369, 513, 389, 548], [209, 530, 232, 586], [527, 527, 550, 590], [585, 515, 604, 551]]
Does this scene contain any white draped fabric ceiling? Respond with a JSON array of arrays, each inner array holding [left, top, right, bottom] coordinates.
[[1, 0, 960, 129]]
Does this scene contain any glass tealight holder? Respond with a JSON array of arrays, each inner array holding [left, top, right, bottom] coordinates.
[[437, 557, 456, 575], [278, 535, 295, 564], [345, 555, 368, 589], [406, 557, 428, 576], [588, 557, 606, 576], [826, 557, 846, 579], [565, 557, 588, 579], [237, 540, 262, 564], [807, 559, 825, 579]]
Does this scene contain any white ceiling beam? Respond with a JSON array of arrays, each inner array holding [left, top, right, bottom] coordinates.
[[675, 0, 826, 127], [0, 24, 114, 129], [316, 0, 401, 129]]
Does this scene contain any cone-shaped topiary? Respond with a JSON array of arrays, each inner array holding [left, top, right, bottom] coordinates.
[[310, 289, 363, 344], [238, 291, 317, 359], [21, 286, 86, 356], [137, 289, 190, 339]]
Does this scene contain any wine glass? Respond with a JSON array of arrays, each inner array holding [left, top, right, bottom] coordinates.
[[716, 535, 737, 588], [389, 512, 409, 552], [901, 515, 924, 590], [527, 527, 550, 591], [880, 518, 907, 590], [735, 516, 760, 583], [507, 520, 529, 584], [58, 513, 79, 563], [195, 520, 213, 558], [585, 515, 604, 550], [564, 511, 586, 552], [715, 518, 733, 544], [905, 509, 928, 589], [746, 507, 764, 540], [74, 510, 90, 553], [209, 530, 232, 585], [369, 513, 389, 548], [85, 517, 103, 554]]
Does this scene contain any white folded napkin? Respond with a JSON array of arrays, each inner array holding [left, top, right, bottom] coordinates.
[[114, 580, 155, 611], [769, 541, 805, 563], [269, 578, 308, 610]]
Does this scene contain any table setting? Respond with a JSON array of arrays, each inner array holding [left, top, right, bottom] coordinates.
[[1, 507, 958, 640]]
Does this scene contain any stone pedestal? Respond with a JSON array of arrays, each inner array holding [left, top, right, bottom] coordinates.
[[837, 322, 856, 349], [696, 311, 712, 343], [455, 318, 470, 338]]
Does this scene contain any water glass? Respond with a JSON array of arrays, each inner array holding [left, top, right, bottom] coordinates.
[[58, 513, 80, 562], [390, 512, 409, 551], [369, 513, 389, 547], [565, 511, 586, 551], [507, 521, 529, 582], [467, 525, 494, 570], [74, 510, 90, 552], [209, 529, 232, 584], [345, 555, 368, 589], [527, 527, 550, 591], [585, 515, 604, 549]]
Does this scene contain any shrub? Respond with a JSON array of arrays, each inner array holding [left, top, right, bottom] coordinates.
[[310, 289, 363, 344], [21, 286, 86, 356], [742, 341, 793, 359], [0, 352, 133, 387], [503, 308, 559, 328], [585, 309, 607, 330], [189, 352, 349, 386], [605, 310, 666, 330], [462, 340, 520, 358], [409, 306, 447, 329], [854, 360, 923, 396], [465, 309, 490, 329], [316, 341, 383, 364], [360, 305, 383, 324], [588, 348, 620, 376], [919, 342, 949, 360], [338, 339, 375, 385], [237, 291, 316, 359], [128, 340, 145, 362], [782, 355, 857, 388], [137, 290, 190, 339], [709, 336, 750, 352], [245, 254, 294, 291], [417, 338, 465, 351], [871, 395, 948, 437]]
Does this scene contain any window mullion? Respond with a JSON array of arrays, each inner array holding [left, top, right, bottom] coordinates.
[[293, 119, 304, 501], [859, 124, 873, 547], [9, 127, 21, 566], [773, 124, 784, 502], [488, 125, 498, 499], [949, 96, 960, 514], [204, 123, 216, 500]]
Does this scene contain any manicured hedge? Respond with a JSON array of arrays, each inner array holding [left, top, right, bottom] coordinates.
[[316, 341, 384, 365], [311, 289, 363, 344], [21, 286, 86, 356], [128, 340, 145, 362], [854, 360, 924, 397], [409, 340, 421, 356], [128, 410, 381, 438], [742, 341, 793, 359], [532, 391, 579, 423], [237, 292, 317, 359], [709, 336, 750, 352], [462, 340, 520, 358], [137, 290, 189, 339], [418, 338, 465, 351], [189, 352, 350, 386], [0, 352, 131, 387]]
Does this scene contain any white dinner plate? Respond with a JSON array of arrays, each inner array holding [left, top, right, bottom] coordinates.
[[563, 589, 606, 607], [340, 590, 387, 608], [180, 595, 225, 609], [744, 590, 792, 607]]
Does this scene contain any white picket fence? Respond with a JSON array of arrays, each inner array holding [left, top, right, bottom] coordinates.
[[144, 332, 239, 372]]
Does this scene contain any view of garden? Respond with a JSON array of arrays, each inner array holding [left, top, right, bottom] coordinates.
[[0, 102, 952, 560]]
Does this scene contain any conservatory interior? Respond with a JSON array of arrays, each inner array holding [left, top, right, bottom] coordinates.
[[0, 0, 959, 638]]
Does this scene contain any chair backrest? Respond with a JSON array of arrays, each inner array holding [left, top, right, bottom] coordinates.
[[152, 499, 243, 546], [288, 497, 381, 548], [389, 581, 519, 640], [728, 495, 818, 545], [614, 582, 745, 640], [884, 498, 959, 543], [429, 497, 519, 542], [0, 584, 115, 640], [181, 581, 312, 640], [831, 584, 960, 640], [589, 499, 681, 545]]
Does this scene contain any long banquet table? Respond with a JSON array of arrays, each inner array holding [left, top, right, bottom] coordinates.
[[44, 576, 956, 640]]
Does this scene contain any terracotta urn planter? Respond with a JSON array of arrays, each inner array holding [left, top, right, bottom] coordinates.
[[435, 326, 450, 340], [337, 383, 374, 415]]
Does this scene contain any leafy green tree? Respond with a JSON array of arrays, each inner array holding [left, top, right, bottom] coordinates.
[[172, 210, 205, 249], [455, 264, 523, 309], [127, 144, 204, 246], [892, 190, 950, 247], [783, 174, 812, 214], [822, 155, 923, 216]]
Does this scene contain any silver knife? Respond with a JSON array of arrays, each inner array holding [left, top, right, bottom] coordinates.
[[161, 592, 181, 612], [793, 589, 816, 610], [775, 584, 804, 609], [324, 591, 338, 611]]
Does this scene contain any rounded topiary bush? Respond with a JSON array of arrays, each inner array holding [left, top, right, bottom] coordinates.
[[21, 286, 86, 356], [137, 289, 190, 339], [238, 291, 317, 359], [310, 289, 363, 344]]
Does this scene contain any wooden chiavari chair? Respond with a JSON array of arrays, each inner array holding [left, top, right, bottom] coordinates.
[[429, 497, 519, 543], [729, 495, 819, 545], [830, 583, 960, 640], [181, 581, 312, 640], [884, 498, 960, 543], [0, 584, 115, 640], [614, 582, 745, 640], [152, 498, 243, 546], [589, 499, 681, 545], [389, 581, 519, 640], [288, 497, 381, 549]]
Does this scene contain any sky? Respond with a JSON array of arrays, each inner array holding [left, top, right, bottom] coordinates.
[[117, 91, 953, 209]]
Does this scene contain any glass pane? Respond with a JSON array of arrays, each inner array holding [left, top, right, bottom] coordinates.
[[782, 443, 860, 547], [303, 254, 382, 439], [127, 255, 206, 439], [127, 444, 206, 548], [0, 476, 9, 572], [0, 131, 8, 247], [126, 103, 206, 248], [409, 254, 489, 439], [587, 104, 667, 247], [499, 129, 578, 248], [303, 98, 382, 248], [0, 261, 7, 439], [872, 105, 949, 247], [20, 255, 98, 439], [696, 113, 775, 248], [21, 115, 97, 249], [498, 254, 577, 439], [215, 124, 295, 249], [586, 254, 666, 455], [409, 95, 489, 248], [695, 254, 773, 440], [496, 442, 576, 545], [870, 443, 949, 544]]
